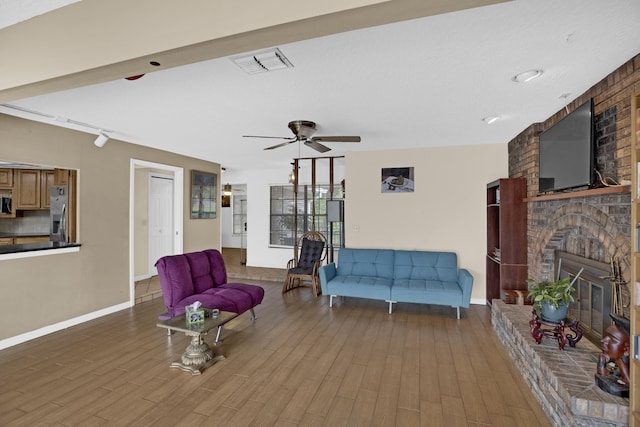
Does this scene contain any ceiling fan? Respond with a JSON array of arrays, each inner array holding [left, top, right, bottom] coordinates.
[[243, 120, 361, 153]]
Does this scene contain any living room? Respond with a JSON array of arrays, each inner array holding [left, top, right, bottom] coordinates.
[[2, 1, 640, 425]]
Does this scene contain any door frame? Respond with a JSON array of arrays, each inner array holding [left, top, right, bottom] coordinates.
[[129, 159, 184, 304]]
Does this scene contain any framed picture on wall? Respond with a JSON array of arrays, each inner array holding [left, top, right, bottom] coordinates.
[[222, 194, 231, 208], [190, 170, 217, 219], [381, 167, 414, 193]]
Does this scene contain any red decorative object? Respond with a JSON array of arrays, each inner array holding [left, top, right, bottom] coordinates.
[[125, 74, 145, 81], [529, 310, 582, 350]]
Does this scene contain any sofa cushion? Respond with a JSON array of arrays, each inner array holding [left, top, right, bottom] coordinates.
[[392, 279, 462, 306], [336, 248, 395, 279], [393, 251, 458, 282], [184, 251, 216, 293], [218, 282, 265, 306], [325, 275, 393, 300], [173, 292, 240, 315], [204, 249, 228, 286], [156, 255, 196, 308]]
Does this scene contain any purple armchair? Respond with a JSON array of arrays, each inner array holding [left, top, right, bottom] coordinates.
[[155, 249, 264, 318]]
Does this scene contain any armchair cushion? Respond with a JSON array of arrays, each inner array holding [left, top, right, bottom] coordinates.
[[297, 238, 325, 270]]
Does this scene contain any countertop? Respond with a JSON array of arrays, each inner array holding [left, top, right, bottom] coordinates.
[[0, 241, 80, 255]]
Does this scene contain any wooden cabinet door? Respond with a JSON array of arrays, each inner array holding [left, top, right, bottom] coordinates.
[[0, 169, 13, 188], [15, 170, 41, 209], [0, 238, 13, 245], [40, 171, 55, 208]]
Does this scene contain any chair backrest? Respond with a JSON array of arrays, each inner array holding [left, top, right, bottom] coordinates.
[[295, 231, 327, 268]]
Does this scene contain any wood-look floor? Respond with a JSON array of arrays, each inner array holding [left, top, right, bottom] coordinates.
[[0, 281, 551, 426]]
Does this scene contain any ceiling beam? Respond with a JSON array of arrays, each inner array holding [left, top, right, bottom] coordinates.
[[0, 0, 504, 103]]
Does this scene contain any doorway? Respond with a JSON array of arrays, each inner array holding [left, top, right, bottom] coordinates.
[[129, 159, 184, 304]]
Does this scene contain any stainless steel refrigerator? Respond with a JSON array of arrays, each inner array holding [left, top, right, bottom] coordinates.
[[50, 185, 67, 242]]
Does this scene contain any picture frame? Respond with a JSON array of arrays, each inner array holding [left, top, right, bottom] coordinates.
[[222, 194, 231, 208], [190, 170, 217, 219], [381, 167, 415, 193]]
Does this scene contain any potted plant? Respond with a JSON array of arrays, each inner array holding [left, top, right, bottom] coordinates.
[[527, 277, 575, 322]]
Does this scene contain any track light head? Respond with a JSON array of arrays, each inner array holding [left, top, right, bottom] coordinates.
[[94, 131, 109, 148]]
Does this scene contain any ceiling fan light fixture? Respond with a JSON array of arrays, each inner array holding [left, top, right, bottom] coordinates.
[[223, 183, 232, 195], [232, 48, 293, 75], [512, 69, 543, 83]]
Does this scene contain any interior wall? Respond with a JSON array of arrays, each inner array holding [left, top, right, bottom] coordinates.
[[344, 144, 507, 304], [0, 114, 220, 342]]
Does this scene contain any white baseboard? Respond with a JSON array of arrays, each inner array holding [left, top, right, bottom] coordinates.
[[134, 273, 153, 282], [0, 301, 132, 351], [470, 297, 487, 306]]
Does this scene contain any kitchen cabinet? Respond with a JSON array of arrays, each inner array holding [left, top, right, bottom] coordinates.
[[15, 169, 54, 210], [40, 171, 55, 208], [0, 238, 13, 245], [15, 170, 41, 209], [0, 169, 13, 188]]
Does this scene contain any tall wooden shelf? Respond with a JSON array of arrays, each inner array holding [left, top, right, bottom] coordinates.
[[486, 178, 527, 305], [630, 93, 640, 425]]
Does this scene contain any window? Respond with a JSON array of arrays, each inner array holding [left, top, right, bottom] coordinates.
[[232, 194, 247, 236], [270, 184, 343, 247]]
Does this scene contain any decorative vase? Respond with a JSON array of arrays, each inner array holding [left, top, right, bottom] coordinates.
[[540, 302, 568, 323]]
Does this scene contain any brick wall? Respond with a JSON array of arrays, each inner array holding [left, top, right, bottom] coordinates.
[[508, 54, 640, 318]]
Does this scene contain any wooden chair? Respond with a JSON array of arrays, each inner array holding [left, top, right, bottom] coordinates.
[[282, 231, 327, 296]]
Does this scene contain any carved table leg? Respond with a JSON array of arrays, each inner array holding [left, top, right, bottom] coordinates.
[[554, 321, 568, 350], [170, 332, 225, 375], [565, 318, 583, 347]]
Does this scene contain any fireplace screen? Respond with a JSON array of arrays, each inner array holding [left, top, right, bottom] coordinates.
[[556, 251, 611, 345]]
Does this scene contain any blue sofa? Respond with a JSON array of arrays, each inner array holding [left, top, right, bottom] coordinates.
[[318, 248, 473, 318]]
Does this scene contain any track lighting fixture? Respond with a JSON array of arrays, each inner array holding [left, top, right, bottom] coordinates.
[[94, 131, 109, 147]]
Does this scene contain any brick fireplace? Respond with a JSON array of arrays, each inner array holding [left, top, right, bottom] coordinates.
[[528, 191, 631, 322], [496, 54, 640, 426]]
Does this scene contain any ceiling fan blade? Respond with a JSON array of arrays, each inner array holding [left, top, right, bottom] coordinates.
[[264, 140, 296, 150], [304, 140, 332, 153], [242, 135, 292, 139], [311, 136, 361, 143]]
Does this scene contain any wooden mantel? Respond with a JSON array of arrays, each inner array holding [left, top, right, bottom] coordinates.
[[524, 185, 630, 202]]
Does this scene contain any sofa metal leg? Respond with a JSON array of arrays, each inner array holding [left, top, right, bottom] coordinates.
[[250, 308, 257, 320], [330, 295, 336, 307], [167, 329, 173, 336], [455, 306, 460, 319], [386, 300, 396, 314], [214, 325, 223, 345]]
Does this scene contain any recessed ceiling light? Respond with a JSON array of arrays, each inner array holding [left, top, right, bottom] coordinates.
[[512, 69, 543, 83], [483, 116, 500, 124]]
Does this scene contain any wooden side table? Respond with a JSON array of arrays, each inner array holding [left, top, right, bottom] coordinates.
[[529, 311, 582, 350]]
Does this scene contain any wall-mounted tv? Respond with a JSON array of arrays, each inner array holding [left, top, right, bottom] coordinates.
[[538, 99, 595, 193]]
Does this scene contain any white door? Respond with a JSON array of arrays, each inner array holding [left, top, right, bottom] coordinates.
[[149, 174, 174, 275]]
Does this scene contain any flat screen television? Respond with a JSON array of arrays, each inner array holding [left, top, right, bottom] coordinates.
[[538, 99, 595, 193]]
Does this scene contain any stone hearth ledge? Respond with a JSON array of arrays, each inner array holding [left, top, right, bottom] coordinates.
[[491, 300, 628, 427]]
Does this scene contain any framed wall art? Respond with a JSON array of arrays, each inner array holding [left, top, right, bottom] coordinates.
[[190, 170, 217, 219], [381, 166, 414, 193]]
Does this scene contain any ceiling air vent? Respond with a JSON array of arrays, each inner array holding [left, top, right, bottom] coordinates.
[[231, 48, 293, 75]]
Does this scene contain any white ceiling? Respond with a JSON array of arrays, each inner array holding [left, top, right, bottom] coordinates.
[[2, 0, 640, 172]]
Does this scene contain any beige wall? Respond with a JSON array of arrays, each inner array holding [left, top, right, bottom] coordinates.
[[0, 114, 220, 341], [345, 144, 508, 303]]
